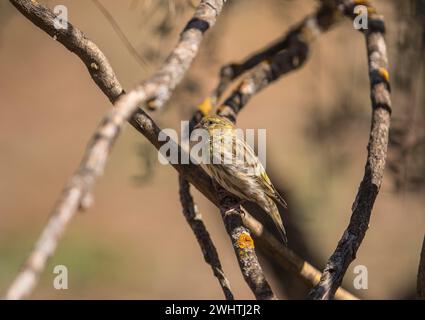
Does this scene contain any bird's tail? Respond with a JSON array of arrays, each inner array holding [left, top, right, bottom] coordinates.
[[266, 197, 288, 246]]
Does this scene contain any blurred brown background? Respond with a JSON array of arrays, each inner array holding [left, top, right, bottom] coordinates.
[[0, 0, 424, 299]]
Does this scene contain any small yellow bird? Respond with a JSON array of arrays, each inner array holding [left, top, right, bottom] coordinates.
[[196, 115, 288, 245]]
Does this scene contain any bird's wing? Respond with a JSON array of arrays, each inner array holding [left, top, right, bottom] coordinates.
[[240, 142, 282, 205], [234, 130, 288, 209], [258, 170, 288, 209]]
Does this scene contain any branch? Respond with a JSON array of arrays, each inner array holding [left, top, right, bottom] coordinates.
[[208, 1, 342, 115], [308, 0, 392, 299], [7, 0, 357, 301], [242, 212, 358, 300], [418, 236, 425, 299], [217, 187, 276, 300], [178, 177, 234, 300], [6, 0, 226, 300]]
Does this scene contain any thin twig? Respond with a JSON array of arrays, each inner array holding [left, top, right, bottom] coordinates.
[[91, 0, 150, 69], [308, 0, 392, 300], [178, 177, 234, 300], [6, 0, 226, 300]]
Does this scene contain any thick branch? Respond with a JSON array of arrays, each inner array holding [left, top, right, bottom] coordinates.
[[308, 0, 392, 300], [217, 187, 276, 300], [178, 177, 234, 300], [6, 0, 225, 300]]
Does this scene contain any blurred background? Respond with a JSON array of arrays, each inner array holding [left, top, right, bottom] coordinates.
[[0, 0, 424, 299]]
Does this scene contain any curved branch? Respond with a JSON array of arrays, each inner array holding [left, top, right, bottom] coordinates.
[[6, 0, 226, 300], [211, 1, 342, 114], [308, 0, 392, 300]]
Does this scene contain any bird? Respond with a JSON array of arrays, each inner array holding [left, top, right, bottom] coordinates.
[[195, 115, 288, 245]]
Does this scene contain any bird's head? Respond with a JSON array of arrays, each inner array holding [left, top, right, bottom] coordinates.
[[196, 115, 234, 132]]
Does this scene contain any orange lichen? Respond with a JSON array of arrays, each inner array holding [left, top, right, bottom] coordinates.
[[198, 97, 213, 116], [378, 68, 390, 82], [354, 0, 369, 5], [237, 233, 254, 249], [353, 0, 377, 14], [367, 6, 377, 14]]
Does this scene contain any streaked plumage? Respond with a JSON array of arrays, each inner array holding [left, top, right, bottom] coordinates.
[[197, 115, 288, 245]]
